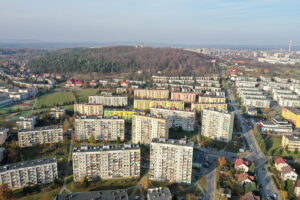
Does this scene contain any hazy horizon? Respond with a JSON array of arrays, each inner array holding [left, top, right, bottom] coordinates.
[[1, 0, 300, 47]]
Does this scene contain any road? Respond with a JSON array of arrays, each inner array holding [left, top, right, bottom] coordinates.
[[227, 88, 281, 200]]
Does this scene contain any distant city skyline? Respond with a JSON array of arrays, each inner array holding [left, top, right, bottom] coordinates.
[[1, 0, 300, 46]]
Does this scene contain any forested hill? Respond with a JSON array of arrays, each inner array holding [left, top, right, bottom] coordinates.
[[27, 46, 217, 75]]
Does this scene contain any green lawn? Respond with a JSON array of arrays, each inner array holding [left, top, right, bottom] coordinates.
[[74, 89, 100, 102], [35, 92, 76, 109], [14, 188, 60, 200]]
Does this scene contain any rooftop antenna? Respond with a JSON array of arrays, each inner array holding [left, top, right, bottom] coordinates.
[[288, 40, 292, 52]]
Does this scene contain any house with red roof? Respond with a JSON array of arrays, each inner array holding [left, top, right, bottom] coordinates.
[[65, 79, 83, 87], [281, 165, 298, 181], [240, 192, 260, 200], [89, 80, 98, 87], [274, 157, 289, 172], [234, 158, 250, 172], [236, 173, 255, 184], [119, 81, 129, 88]]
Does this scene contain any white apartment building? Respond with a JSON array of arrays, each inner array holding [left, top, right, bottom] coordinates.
[[132, 114, 169, 144], [74, 103, 104, 116], [16, 116, 37, 130], [72, 144, 140, 182], [0, 157, 58, 189], [50, 107, 66, 119], [88, 95, 128, 107], [243, 98, 271, 108], [75, 116, 125, 141], [278, 98, 300, 107], [150, 107, 196, 131], [201, 109, 234, 142], [0, 128, 8, 145], [149, 138, 194, 184], [18, 125, 63, 147]]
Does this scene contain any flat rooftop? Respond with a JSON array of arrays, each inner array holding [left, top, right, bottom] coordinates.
[[147, 187, 172, 200], [19, 125, 62, 132], [151, 138, 194, 147], [284, 107, 300, 115], [73, 144, 140, 153], [55, 190, 128, 200], [0, 157, 56, 173]]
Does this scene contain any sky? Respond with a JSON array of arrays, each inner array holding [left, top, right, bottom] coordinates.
[[0, 0, 300, 46]]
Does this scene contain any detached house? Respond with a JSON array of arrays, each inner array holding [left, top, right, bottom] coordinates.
[[295, 179, 300, 197], [281, 165, 298, 181], [236, 173, 255, 184], [235, 158, 250, 172], [274, 157, 289, 172]]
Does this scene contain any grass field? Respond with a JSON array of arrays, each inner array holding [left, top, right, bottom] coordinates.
[[35, 92, 76, 109], [74, 89, 100, 102]]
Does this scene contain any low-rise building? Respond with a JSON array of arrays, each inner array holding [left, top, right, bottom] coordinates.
[[147, 187, 172, 200], [16, 116, 36, 130], [132, 114, 168, 144], [149, 138, 194, 184], [72, 144, 140, 181], [281, 165, 298, 181], [259, 118, 293, 134], [282, 135, 300, 151], [234, 158, 250, 172], [50, 107, 66, 119], [55, 190, 129, 200], [150, 107, 196, 131], [0, 128, 8, 145], [236, 173, 255, 184], [274, 158, 289, 172], [75, 116, 125, 141], [0, 157, 58, 189], [18, 126, 63, 147], [295, 179, 300, 197], [134, 99, 184, 110], [282, 107, 300, 128], [89, 95, 128, 107], [74, 103, 104, 116]]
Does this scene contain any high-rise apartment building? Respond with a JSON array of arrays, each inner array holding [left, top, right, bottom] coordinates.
[[89, 95, 128, 107], [74, 116, 125, 141], [74, 103, 104, 116], [201, 109, 234, 142], [72, 144, 140, 182], [0, 157, 58, 189], [18, 126, 64, 147], [149, 138, 194, 184], [150, 107, 196, 131], [134, 89, 169, 99], [132, 114, 168, 144]]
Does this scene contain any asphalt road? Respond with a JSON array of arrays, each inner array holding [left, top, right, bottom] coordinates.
[[227, 89, 281, 200]]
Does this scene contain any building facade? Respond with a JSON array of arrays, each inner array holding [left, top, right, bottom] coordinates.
[[282, 135, 300, 151], [133, 99, 184, 110], [191, 103, 227, 112], [50, 107, 66, 119], [149, 138, 193, 184], [201, 109, 234, 142], [75, 116, 125, 141], [103, 109, 137, 122], [0, 158, 58, 189], [16, 116, 36, 130], [150, 107, 196, 131], [134, 89, 169, 99], [282, 107, 300, 128], [0, 128, 8, 145], [72, 144, 140, 181], [74, 103, 104, 116], [170, 92, 196, 103], [18, 126, 64, 147], [132, 114, 169, 144], [89, 95, 128, 107]]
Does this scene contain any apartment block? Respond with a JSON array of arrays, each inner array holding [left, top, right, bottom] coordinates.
[[16, 116, 36, 130], [150, 107, 195, 131], [278, 98, 300, 107], [201, 109, 234, 142], [50, 107, 66, 119], [243, 98, 271, 108], [170, 92, 196, 103], [74, 103, 104, 116], [133, 99, 184, 110], [103, 109, 137, 122], [55, 190, 129, 200], [282, 107, 300, 128], [0, 157, 58, 189], [149, 138, 193, 184], [72, 144, 140, 181], [75, 116, 125, 141], [18, 126, 63, 147], [0, 128, 8, 145], [89, 95, 128, 107], [198, 96, 226, 104], [134, 89, 169, 99], [191, 103, 227, 112], [282, 135, 300, 151], [132, 114, 169, 144]]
